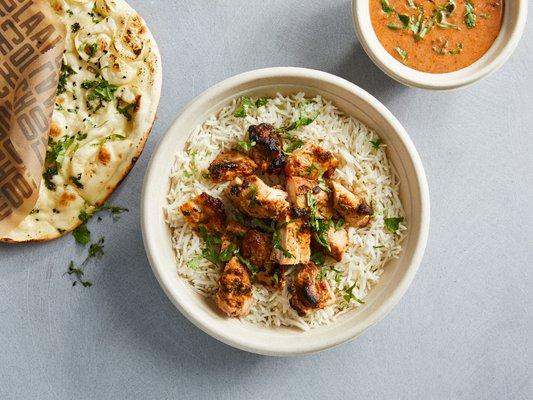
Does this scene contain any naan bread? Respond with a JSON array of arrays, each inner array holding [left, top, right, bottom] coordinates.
[[1, 0, 161, 242]]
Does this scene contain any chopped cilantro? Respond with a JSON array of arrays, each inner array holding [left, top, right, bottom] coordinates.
[[233, 96, 255, 117], [283, 138, 304, 155], [236, 253, 258, 276], [71, 22, 80, 33], [464, 1, 476, 28], [82, 79, 117, 102], [282, 102, 319, 131], [311, 251, 326, 267], [255, 98, 268, 107], [117, 103, 135, 121], [381, 0, 395, 13], [72, 223, 91, 245], [66, 237, 105, 288], [273, 226, 294, 259], [57, 63, 76, 95], [42, 136, 75, 190], [384, 217, 404, 233], [370, 138, 382, 149], [219, 243, 238, 263], [237, 140, 256, 152], [307, 191, 331, 250], [344, 283, 365, 304]]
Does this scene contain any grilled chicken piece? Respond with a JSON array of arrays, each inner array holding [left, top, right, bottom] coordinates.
[[330, 181, 373, 228], [225, 175, 289, 220], [256, 264, 285, 289], [326, 226, 348, 261], [271, 218, 311, 265], [289, 262, 335, 316], [240, 229, 273, 269], [240, 229, 285, 289], [179, 192, 226, 233], [284, 143, 339, 179], [285, 176, 333, 219], [215, 256, 253, 317], [248, 123, 286, 174], [220, 221, 249, 253], [226, 220, 249, 237], [208, 150, 257, 182]]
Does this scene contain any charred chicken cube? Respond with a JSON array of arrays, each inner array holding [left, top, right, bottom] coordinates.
[[240, 229, 273, 269], [215, 256, 253, 317], [271, 218, 311, 265], [248, 123, 286, 174], [289, 262, 336, 316], [330, 180, 373, 228], [256, 264, 285, 290], [325, 225, 348, 262], [179, 192, 226, 233], [225, 220, 249, 237], [225, 175, 289, 220], [240, 229, 285, 289], [286, 176, 333, 219], [284, 143, 339, 179], [208, 150, 257, 182]]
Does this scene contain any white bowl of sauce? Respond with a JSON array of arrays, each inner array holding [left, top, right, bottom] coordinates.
[[352, 0, 527, 90]]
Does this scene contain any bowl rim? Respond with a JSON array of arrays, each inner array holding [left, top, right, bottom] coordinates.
[[141, 67, 430, 356], [352, 0, 528, 90]]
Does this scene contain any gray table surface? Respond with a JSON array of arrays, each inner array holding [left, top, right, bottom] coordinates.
[[1, 1, 532, 399]]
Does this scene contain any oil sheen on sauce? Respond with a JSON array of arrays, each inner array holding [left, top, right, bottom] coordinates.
[[370, 0, 504, 73]]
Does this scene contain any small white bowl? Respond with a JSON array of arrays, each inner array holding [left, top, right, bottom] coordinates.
[[352, 0, 528, 90], [141, 67, 430, 356]]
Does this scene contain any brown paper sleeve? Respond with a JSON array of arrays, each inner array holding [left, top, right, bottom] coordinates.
[[0, 0, 65, 235]]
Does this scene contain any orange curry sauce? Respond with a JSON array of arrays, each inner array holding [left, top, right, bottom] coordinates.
[[370, 0, 504, 73]]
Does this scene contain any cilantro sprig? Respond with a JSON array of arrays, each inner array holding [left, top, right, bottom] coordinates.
[[66, 237, 105, 287]]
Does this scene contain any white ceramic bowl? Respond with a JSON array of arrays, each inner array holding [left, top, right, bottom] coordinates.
[[141, 67, 430, 356], [352, 0, 528, 90]]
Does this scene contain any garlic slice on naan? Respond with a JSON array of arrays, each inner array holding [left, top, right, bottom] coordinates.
[[100, 53, 138, 85], [74, 25, 113, 62], [94, 0, 116, 16], [114, 13, 147, 60]]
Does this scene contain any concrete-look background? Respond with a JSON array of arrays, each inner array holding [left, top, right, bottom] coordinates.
[[1, 1, 531, 399]]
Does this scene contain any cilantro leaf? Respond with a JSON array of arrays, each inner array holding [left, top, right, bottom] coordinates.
[[381, 0, 395, 13], [370, 138, 383, 149], [83, 79, 117, 102], [237, 140, 256, 152], [464, 1, 476, 28], [273, 226, 294, 259], [57, 63, 76, 95], [233, 96, 255, 117], [236, 253, 258, 276], [307, 191, 331, 250], [73, 223, 91, 245], [344, 283, 365, 304], [384, 217, 404, 233], [311, 251, 326, 267], [255, 98, 268, 107], [283, 102, 319, 131], [186, 255, 203, 270]]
